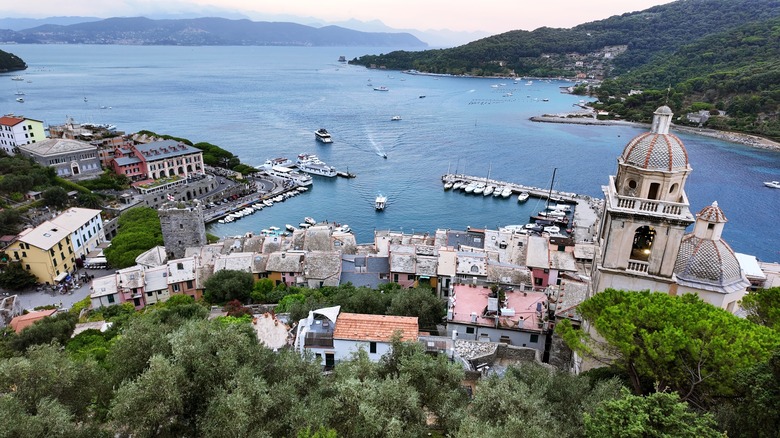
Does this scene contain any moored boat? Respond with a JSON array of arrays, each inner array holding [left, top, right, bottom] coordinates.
[[443, 181, 453, 190], [483, 185, 494, 196], [286, 224, 296, 232], [304, 217, 316, 225], [501, 187, 513, 198], [296, 153, 338, 177], [517, 192, 530, 203]]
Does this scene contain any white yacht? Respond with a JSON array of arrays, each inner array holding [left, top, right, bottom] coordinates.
[[483, 185, 494, 196], [764, 180, 780, 189], [296, 154, 337, 177], [315, 128, 333, 143], [258, 157, 295, 169], [375, 195, 387, 211], [473, 183, 485, 195], [501, 187, 513, 198], [517, 192, 530, 203], [464, 183, 476, 193]]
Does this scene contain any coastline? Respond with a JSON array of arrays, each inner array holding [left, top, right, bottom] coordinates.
[[530, 115, 780, 152]]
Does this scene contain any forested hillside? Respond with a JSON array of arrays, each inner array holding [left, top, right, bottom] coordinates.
[[0, 49, 26, 72]]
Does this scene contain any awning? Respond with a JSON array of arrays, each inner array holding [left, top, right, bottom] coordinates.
[[54, 272, 68, 282]]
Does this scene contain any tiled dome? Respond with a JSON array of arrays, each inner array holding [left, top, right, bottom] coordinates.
[[621, 132, 689, 171], [697, 201, 727, 223], [674, 235, 743, 288]]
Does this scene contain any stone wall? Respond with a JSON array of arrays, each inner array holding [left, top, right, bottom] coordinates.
[[497, 343, 541, 363], [547, 333, 574, 371], [158, 201, 207, 259]]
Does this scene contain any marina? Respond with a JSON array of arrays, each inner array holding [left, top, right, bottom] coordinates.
[[440, 173, 579, 205]]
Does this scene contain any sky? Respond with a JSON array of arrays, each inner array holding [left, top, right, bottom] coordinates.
[[7, 0, 677, 34]]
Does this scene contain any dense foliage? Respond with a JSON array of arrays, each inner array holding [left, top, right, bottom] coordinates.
[[103, 207, 164, 268], [0, 261, 38, 290], [0, 48, 26, 72], [558, 289, 780, 408], [203, 270, 254, 303]]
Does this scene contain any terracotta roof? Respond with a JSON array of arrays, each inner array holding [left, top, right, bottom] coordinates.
[[333, 312, 418, 342], [9, 309, 57, 333], [0, 115, 24, 126]]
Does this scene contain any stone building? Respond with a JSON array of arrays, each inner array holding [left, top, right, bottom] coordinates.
[[158, 200, 206, 259], [591, 106, 749, 311], [18, 138, 102, 180]]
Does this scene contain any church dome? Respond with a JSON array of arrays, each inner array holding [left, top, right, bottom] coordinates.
[[674, 235, 743, 290], [697, 202, 727, 223], [619, 106, 689, 171]]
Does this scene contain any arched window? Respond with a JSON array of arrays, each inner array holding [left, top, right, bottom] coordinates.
[[630, 226, 656, 261]]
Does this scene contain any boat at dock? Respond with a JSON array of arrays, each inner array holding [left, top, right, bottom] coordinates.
[[473, 183, 485, 195], [304, 217, 316, 225], [296, 153, 337, 177], [483, 185, 494, 196], [517, 191, 530, 202], [443, 181, 453, 190], [259, 157, 295, 169], [375, 194, 387, 211], [286, 224, 296, 232], [501, 187, 513, 198]]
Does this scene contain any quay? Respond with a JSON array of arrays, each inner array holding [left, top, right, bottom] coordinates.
[[441, 173, 579, 204]]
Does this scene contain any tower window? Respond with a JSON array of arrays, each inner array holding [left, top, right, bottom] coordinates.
[[628, 179, 637, 189], [669, 183, 678, 195], [648, 183, 660, 200], [630, 226, 656, 262]]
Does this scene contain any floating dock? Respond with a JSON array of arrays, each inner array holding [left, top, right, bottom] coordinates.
[[441, 173, 579, 204]]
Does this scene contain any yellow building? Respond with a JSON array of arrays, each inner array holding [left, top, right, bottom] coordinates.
[[7, 221, 77, 285]]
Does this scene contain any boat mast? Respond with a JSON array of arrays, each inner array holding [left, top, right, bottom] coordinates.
[[547, 167, 557, 210]]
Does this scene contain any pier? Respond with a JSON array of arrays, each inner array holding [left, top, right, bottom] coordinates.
[[441, 173, 579, 204]]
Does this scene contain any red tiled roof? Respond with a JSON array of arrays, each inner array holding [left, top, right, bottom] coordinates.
[[0, 116, 24, 126], [333, 312, 418, 342], [9, 309, 57, 333]]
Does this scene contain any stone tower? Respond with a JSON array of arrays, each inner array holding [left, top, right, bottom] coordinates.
[[592, 106, 695, 295], [158, 200, 207, 259]]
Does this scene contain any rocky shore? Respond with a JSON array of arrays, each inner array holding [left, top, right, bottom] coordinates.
[[530, 115, 780, 151]]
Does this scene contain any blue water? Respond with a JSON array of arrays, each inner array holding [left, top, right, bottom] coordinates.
[[3, 45, 779, 262]]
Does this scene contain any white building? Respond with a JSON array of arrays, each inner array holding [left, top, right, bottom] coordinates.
[[295, 306, 419, 369], [18, 138, 102, 180], [49, 208, 106, 259], [0, 114, 45, 155], [90, 275, 120, 309]]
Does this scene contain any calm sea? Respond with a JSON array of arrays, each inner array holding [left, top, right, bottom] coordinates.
[[2, 44, 779, 262]]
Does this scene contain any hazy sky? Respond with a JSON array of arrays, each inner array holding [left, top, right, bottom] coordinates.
[[6, 0, 677, 34]]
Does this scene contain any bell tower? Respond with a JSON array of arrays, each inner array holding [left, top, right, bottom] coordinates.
[[592, 106, 695, 294]]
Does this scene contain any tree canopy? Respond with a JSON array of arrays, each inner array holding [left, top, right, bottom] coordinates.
[[557, 289, 780, 407], [104, 207, 164, 268]]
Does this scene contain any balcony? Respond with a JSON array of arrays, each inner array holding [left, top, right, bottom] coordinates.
[[304, 333, 334, 348], [604, 176, 693, 221], [627, 260, 649, 274]]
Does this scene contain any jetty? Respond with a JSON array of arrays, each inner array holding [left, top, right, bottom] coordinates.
[[441, 173, 579, 204]]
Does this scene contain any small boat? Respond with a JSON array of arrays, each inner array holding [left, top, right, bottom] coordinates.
[[299, 223, 311, 229], [483, 186, 494, 196], [315, 128, 333, 143], [464, 183, 476, 193], [304, 217, 316, 225], [419, 95, 426, 98], [334, 224, 351, 233], [268, 226, 280, 231], [517, 192, 530, 203], [375, 194, 387, 211], [15, 90, 24, 96], [473, 184, 485, 195], [764, 180, 780, 189], [391, 115, 401, 121], [373, 86, 389, 91], [543, 225, 561, 234], [15, 97, 23, 103], [443, 181, 453, 190], [493, 186, 504, 197], [273, 195, 284, 202], [263, 200, 274, 207], [501, 187, 513, 198], [286, 224, 296, 232], [452, 181, 463, 190], [11, 76, 23, 81]]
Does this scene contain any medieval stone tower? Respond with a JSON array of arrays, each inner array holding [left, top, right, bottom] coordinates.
[[158, 200, 207, 260], [592, 106, 695, 295]]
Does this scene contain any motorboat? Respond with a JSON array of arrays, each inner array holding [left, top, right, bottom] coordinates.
[[253, 204, 264, 210], [443, 181, 453, 190], [285, 224, 296, 232], [501, 187, 513, 198], [304, 217, 316, 225], [764, 180, 780, 188], [299, 223, 311, 229], [258, 157, 295, 169], [375, 194, 387, 211], [517, 192, 530, 203], [297, 186, 308, 192], [473, 183, 485, 195], [452, 181, 463, 190], [263, 200, 274, 207], [543, 225, 561, 234], [464, 183, 476, 193], [11, 76, 23, 81], [296, 153, 338, 177], [391, 115, 401, 121], [268, 226, 280, 231], [15, 97, 23, 103], [315, 128, 333, 143], [483, 186, 494, 196], [373, 86, 389, 91], [493, 186, 504, 197], [334, 224, 351, 233], [273, 195, 284, 202]]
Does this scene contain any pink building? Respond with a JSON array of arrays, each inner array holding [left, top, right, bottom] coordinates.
[[110, 139, 204, 182], [446, 284, 548, 350]]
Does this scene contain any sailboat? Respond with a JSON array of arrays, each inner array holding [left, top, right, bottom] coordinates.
[[482, 163, 494, 196]]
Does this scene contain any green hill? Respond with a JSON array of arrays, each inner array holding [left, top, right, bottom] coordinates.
[[351, 0, 780, 140], [0, 49, 26, 72]]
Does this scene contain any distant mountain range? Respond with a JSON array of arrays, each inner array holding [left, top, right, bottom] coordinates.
[[0, 16, 427, 48]]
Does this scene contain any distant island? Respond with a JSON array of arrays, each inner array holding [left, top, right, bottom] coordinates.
[[0, 16, 427, 48]]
